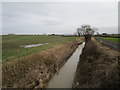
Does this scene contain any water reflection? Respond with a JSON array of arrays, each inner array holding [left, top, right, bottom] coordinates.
[[20, 43, 48, 48]]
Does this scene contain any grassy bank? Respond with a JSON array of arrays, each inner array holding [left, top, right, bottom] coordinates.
[[3, 35, 83, 88], [2, 35, 79, 62], [96, 37, 120, 43], [73, 38, 119, 88]]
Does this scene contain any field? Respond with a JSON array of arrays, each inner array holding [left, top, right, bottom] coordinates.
[[96, 37, 120, 43], [2, 35, 79, 62], [2, 35, 81, 88]]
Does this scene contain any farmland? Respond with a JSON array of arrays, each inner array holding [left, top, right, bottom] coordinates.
[[2, 35, 79, 62], [2, 35, 82, 88], [2, 35, 119, 88]]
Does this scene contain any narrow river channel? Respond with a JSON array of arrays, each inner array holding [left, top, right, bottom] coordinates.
[[47, 42, 85, 88]]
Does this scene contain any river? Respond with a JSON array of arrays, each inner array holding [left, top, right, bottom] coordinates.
[[47, 42, 85, 88]]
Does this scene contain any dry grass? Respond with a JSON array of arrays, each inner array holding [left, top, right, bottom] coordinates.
[[73, 38, 119, 88], [2, 40, 81, 88]]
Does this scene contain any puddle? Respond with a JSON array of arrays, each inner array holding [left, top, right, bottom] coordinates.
[[47, 42, 85, 88], [20, 43, 48, 48]]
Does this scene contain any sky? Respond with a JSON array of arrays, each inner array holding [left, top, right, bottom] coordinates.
[[1, 0, 119, 2], [1, 1, 119, 35]]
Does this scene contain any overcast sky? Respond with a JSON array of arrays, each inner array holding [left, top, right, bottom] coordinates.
[[2, 2, 118, 35], [1, 0, 119, 2]]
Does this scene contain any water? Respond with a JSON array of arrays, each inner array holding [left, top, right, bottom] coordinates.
[[20, 43, 48, 48], [47, 42, 85, 88]]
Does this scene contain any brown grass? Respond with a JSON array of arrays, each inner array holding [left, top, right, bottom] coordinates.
[[2, 40, 81, 88], [73, 38, 119, 88]]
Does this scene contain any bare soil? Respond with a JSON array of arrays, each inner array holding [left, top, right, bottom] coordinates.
[[73, 38, 120, 88]]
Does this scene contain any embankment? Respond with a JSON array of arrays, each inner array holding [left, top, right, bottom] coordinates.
[[73, 38, 119, 88], [3, 39, 83, 88]]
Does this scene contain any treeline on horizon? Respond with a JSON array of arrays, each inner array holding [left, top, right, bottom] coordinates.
[[4, 33, 120, 38]]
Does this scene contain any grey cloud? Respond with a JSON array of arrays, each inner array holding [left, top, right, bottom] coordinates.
[[2, 2, 118, 34]]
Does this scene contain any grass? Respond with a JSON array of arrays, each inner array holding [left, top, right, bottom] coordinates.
[[2, 35, 79, 62], [3, 39, 79, 88], [96, 37, 120, 43]]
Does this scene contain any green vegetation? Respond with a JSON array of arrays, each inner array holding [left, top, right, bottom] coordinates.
[[2, 35, 78, 62], [97, 37, 120, 43]]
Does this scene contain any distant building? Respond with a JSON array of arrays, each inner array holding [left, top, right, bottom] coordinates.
[[8, 33, 15, 35]]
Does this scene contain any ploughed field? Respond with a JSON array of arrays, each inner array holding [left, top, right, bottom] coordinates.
[[2, 35, 78, 62]]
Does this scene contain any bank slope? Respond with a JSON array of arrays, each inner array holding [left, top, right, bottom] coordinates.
[[73, 38, 119, 88]]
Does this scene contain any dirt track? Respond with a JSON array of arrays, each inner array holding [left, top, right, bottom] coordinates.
[[95, 37, 120, 50]]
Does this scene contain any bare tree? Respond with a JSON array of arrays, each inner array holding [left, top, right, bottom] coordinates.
[[76, 24, 98, 42]]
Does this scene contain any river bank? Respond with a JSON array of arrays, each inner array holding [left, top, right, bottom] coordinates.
[[73, 38, 119, 88], [2, 38, 83, 88]]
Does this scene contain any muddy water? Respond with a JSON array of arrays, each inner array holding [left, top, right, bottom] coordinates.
[[47, 42, 85, 88], [20, 43, 48, 48]]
